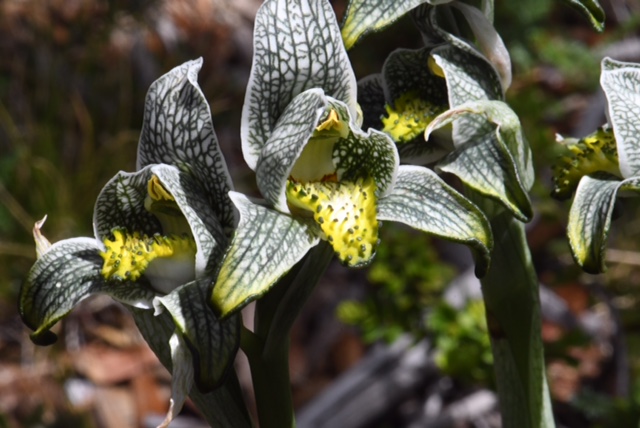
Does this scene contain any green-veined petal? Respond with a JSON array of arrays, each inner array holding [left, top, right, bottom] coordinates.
[[256, 89, 328, 212], [155, 279, 240, 392], [211, 192, 320, 317], [241, 0, 357, 170], [341, 0, 451, 50], [357, 74, 387, 131], [426, 100, 533, 221], [568, 174, 640, 273], [94, 165, 226, 277], [561, 0, 605, 31], [378, 165, 492, 276], [19, 237, 156, 345], [601, 57, 640, 178], [136, 58, 235, 230], [131, 308, 253, 427]]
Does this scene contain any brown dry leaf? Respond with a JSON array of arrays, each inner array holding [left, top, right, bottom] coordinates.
[[71, 344, 159, 385]]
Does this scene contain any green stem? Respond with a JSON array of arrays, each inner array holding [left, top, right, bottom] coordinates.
[[241, 242, 334, 428], [474, 198, 554, 428]]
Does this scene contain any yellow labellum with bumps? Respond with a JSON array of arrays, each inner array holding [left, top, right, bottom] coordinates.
[[382, 91, 445, 144], [100, 229, 196, 282], [552, 127, 621, 200], [286, 177, 379, 267]]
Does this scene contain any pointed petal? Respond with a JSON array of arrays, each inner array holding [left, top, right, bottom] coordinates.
[[256, 89, 328, 211], [563, 0, 605, 31], [341, 0, 451, 50], [378, 165, 492, 276], [155, 280, 240, 392], [137, 58, 236, 230], [568, 174, 640, 273], [601, 57, 640, 178], [211, 192, 320, 318], [131, 308, 253, 427], [425, 105, 533, 221], [19, 237, 156, 345], [450, 2, 511, 91], [33, 216, 51, 258], [241, 0, 357, 169]]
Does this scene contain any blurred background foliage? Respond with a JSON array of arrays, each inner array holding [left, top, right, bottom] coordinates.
[[2, 0, 640, 426]]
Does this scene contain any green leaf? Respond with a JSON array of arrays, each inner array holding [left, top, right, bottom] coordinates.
[[426, 100, 534, 221], [377, 165, 492, 276], [242, 0, 357, 170], [155, 279, 240, 392], [568, 174, 640, 273], [341, 0, 451, 50], [601, 57, 640, 178], [131, 308, 253, 427], [137, 58, 236, 231], [561, 0, 605, 31], [19, 238, 156, 345], [211, 192, 320, 317], [256, 89, 328, 212]]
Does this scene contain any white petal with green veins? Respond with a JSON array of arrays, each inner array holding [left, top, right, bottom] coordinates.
[[601, 57, 640, 178], [426, 100, 533, 221], [377, 165, 492, 276], [341, 0, 451, 50], [568, 174, 640, 273], [241, 0, 357, 170], [287, 177, 379, 267], [131, 308, 253, 427], [19, 237, 156, 345], [211, 192, 320, 317], [155, 279, 240, 392], [137, 58, 235, 230], [256, 89, 328, 212]]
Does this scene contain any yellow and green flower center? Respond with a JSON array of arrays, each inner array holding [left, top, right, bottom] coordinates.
[[286, 177, 379, 267], [382, 91, 445, 144], [552, 127, 621, 200], [100, 229, 196, 284]]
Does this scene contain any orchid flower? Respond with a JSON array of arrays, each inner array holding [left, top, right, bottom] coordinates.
[[210, 0, 493, 318], [552, 58, 640, 274], [355, 2, 534, 223], [19, 59, 250, 428]]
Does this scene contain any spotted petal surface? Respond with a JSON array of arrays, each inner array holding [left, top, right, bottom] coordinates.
[[378, 165, 492, 276], [19, 237, 156, 345], [568, 174, 640, 273], [137, 58, 235, 230], [601, 57, 640, 178], [211, 192, 320, 317], [155, 279, 240, 392], [241, 0, 357, 170], [94, 165, 226, 278]]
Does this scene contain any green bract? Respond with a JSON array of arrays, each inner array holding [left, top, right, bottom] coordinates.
[[210, 0, 493, 318], [19, 59, 248, 428], [556, 57, 640, 273]]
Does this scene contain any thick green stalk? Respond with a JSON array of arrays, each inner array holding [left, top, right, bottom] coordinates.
[[242, 242, 334, 428], [474, 198, 555, 428]]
